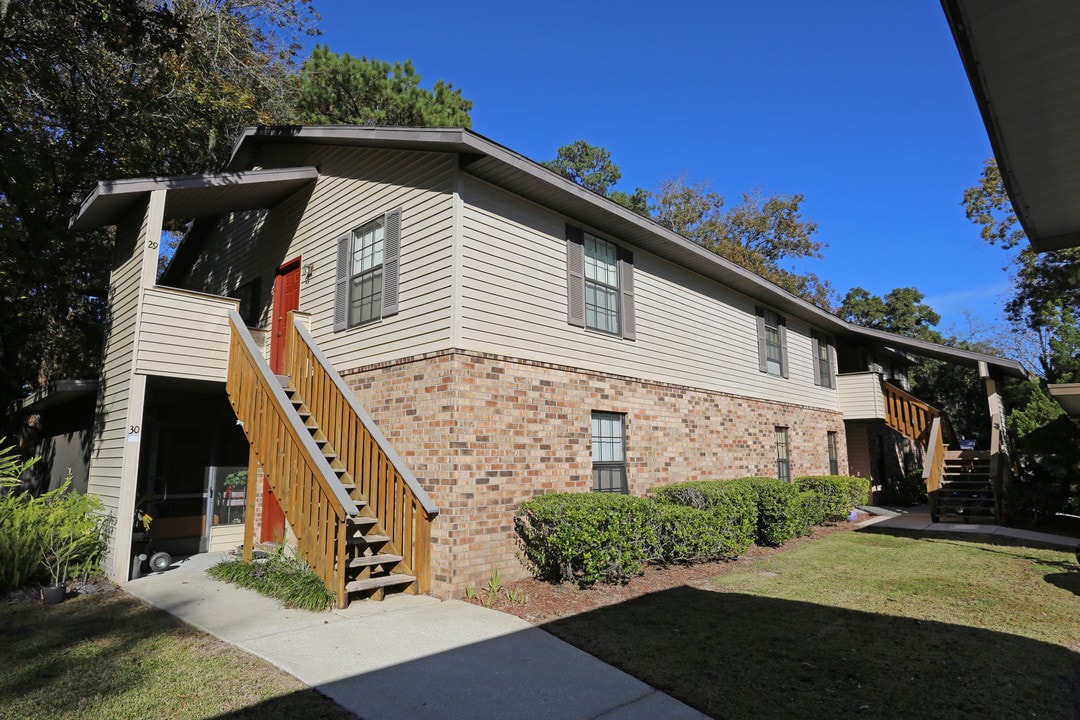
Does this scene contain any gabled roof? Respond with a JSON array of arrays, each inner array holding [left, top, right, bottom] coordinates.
[[73, 125, 1031, 381], [943, 0, 1080, 252]]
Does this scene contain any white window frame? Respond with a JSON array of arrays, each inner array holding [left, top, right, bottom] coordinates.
[[347, 216, 385, 328], [812, 331, 835, 388], [756, 307, 788, 378], [584, 234, 621, 335]]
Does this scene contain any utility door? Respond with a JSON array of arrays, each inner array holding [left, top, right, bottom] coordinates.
[[262, 258, 301, 542]]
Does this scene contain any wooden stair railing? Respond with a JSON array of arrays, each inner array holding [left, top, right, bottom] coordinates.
[[882, 380, 952, 447], [283, 312, 438, 598], [923, 415, 1000, 524], [923, 417, 946, 521], [226, 310, 360, 606]]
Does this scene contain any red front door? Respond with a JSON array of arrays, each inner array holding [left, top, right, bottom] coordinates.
[[270, 258, 301, 375], [262, 259, 301, 542]]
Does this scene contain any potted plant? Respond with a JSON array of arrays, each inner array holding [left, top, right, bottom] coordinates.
[[38, 481, 112, 604], [39, 527, 77, 604]]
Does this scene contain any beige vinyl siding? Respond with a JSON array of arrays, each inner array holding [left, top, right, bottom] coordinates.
[[135, 287, 237, 381], [178, 209, 270, 324], [844, 422, 873, 480], [458, 177, 840, 410], [176, 146, 457, 372], [87, 208, 145, 509], [87, 192, 164, 581], [836, 372, 887, 419]]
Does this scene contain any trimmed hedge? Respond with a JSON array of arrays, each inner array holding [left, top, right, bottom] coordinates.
[[794, 475, 871, 522], [514, 492, 660, 586], [737, 477, 800, 547], [655, 505, 737, 563], [651, 480, 757, 558], [516, 476, 867, 587], [793, 490, 830, 535]]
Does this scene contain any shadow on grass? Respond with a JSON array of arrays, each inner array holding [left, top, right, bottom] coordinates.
[[540, 585, 1080, 720], [0, 590, 353, 720]]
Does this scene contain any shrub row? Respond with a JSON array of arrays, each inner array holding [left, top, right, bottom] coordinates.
[[794, 476, 870, 521], [515, 493, 660, 585], [515, 474, 870, 587]]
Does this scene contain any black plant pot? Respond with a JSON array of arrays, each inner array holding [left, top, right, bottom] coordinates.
[[41, 583, 65, 605]]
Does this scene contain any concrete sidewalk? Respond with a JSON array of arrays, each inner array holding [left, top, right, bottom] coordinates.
[[124, 552, 708, 720], [858, 504, 1080, 552]]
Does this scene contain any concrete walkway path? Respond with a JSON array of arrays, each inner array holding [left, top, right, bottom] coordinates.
[[124, 552, 708, 720], [858, 504, 1080, 552]]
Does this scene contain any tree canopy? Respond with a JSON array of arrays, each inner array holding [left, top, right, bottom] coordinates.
[[292, 45, 472, 127], [838, 286, 942, 342], [651, 176, 833, 309], [0, 0, 317, 410], [542, 140, 648, 215], [962, 158, 1080, 383]]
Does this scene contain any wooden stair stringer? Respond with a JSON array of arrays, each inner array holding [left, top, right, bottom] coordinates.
[[283, 382, 418, 602]]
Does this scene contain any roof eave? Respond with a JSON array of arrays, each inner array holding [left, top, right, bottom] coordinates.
[[70, 166, 320, 230]]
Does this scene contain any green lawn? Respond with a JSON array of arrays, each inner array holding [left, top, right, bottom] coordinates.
[[0, 588, 355, 720], [541, 530, 1080, 720]]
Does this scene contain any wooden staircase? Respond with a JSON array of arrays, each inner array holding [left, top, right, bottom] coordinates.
[[934, 450, 997, 523], [227, 309, 437, 608], [883, 380, 1003, 524], [281, 379, 417, 601]]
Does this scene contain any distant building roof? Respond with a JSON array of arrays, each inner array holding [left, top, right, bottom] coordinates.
[[1049, 384, 1080, 417]]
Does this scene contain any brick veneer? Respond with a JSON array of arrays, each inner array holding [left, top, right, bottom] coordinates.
[[342, 349, 848, 598]]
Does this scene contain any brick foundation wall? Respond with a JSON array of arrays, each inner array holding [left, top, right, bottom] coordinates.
[[343, 350, 848, 598]]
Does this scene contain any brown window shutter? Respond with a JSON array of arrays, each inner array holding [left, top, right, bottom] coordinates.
[[755, 307, 767, 373], [333, 234, 350, 332], [381, 208, 401, 317], [618, 246, 636, 340], [811, 333, 822, 386], [566, 224, 585, 327], [779, 317, 789, 379]]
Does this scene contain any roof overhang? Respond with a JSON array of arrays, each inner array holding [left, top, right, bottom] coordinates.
[[1049, 384, 1080, 416], [942, 0, 1080, 252], [70, 166, 320, 230], [11, 379, 98, 416]]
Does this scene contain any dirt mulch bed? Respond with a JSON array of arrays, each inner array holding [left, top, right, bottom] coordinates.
[[468, 515, 868, 624]]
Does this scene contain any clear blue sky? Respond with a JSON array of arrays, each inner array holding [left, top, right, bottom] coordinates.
[[305, 0, 1014, 337]]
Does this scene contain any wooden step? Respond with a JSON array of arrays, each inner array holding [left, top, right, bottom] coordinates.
[[345, 574, 416, 594], [347, 534, 390, 547], [345, 553, 404, 569]]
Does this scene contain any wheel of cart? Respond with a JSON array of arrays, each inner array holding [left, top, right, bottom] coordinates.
[[131, 475, 172, 578]]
